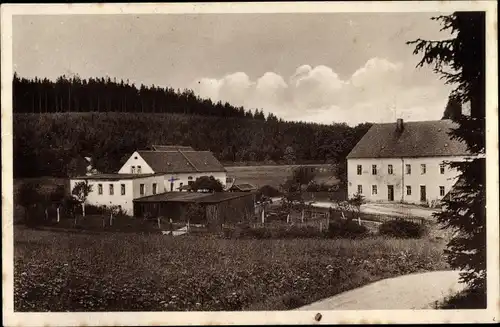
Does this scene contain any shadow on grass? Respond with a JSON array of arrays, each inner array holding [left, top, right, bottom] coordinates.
[[435, 286, 487, 309]]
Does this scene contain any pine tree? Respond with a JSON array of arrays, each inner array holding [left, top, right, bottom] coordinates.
[[408, 11, 486, 305]]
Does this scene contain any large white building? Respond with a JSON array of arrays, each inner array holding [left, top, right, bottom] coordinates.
[[70, 145, 227, 215], [346, 119, 474, 206]]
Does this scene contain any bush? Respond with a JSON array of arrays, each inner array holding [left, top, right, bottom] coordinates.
[[84, 204, 130, 218], [257, 185, 282, 199], [378, 219, 427, 238], [327, 219, 369, 239], [436, 286, 486, 309]]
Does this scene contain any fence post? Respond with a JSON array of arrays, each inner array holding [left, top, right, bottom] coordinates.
[[57, 207, 60, 223], [319, 222, 323, 233]]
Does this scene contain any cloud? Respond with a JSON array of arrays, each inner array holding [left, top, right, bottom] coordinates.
[[190, 57, 451, 125]]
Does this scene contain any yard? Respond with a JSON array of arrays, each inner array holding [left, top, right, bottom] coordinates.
[[14, 225, 448, 312]]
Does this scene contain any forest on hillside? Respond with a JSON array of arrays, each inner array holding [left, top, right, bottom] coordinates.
[[12, 74, 372, 178], [13, 74, 269, 119], [14, 113, 371, 178]]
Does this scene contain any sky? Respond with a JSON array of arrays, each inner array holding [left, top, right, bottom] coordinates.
[[13, 12, 455, 125]]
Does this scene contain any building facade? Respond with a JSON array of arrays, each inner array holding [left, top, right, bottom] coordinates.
[[346, 119, 474, 206], [118, 148, 227, 191], [69, 174, 167, 215], [69, 146, 228, 215]]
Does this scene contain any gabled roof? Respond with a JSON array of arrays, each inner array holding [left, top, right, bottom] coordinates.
[[347, 119, 471, 159], [152, 145, 194, 151], [230, 183, 257, 192], [137, 150, 226, 174]]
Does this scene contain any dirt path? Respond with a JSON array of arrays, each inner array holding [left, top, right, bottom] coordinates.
[[305, 201, 438, 219], [297, 270, 465, 310]]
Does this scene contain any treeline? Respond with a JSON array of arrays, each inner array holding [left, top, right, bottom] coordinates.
[[14, 113, 372, 178], [13, 73, 269, 120]]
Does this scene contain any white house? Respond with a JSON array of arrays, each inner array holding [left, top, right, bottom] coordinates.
[[346, 119, 474, 206], [118, 147, 227, 191], [69, 173, 167, 215], [69, 146, 227, 215]]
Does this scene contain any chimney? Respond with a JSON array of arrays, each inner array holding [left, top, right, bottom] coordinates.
[[396, 118, 404, 133]]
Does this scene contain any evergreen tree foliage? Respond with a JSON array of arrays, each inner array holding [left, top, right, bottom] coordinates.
[[408, 11, 486, 298]]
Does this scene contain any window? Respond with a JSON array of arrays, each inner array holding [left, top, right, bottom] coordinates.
[[131, 166, 136, 174], [357, 185, 363, 194], [140, 184, 145, 196], [421, 164, 426, 174], [179, 182, 183, 190], [372, 185, 377, 195], [152, 183, 157, 195], [406, 185, 412, 196], [372, 165, 377, 175], [121, 184, 126, 195], [440, 186, 445, 197], [109, 184, 114, 195], [440, 164, 445, 174], [137, 165, 142, 174], [405, 164, 412, 175], [188, 176, 193, 180], [357, 165, 362, 175], [98, 184, 103, 195], [188, 181, 194, 186], [388, 164, 393, 175]]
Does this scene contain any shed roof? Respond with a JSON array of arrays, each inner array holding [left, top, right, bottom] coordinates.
[[72, 173, 165, 181], [137, 150, 226, 174], [133, 191, 254, 204], [230, 183, 257, 192], [347, 119, 472, 159]]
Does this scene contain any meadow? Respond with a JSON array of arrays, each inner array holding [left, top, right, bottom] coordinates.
[[14, 226, 448, 312], [226, 164, 337, 188]]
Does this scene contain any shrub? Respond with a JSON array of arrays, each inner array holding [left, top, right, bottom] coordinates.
[[327, 219, 369, 239], [258, 185, 282, 198], [378, 219, 427, 238]]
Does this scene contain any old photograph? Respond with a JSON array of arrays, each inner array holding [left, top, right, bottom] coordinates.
[[2, 2, 498, 326]]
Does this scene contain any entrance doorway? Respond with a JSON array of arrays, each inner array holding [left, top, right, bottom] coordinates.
[[387, 185, 394, 201], [420, 185, 426, 202]]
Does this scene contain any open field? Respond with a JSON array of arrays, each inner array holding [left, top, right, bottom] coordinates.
[[14, 226, 448, 311], [226, 164, 337, 188]]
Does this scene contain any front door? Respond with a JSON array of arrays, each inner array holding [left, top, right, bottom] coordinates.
[[170, 182, 174, 192], [420, 185, 426, 202], [387, 185, 394, 201]]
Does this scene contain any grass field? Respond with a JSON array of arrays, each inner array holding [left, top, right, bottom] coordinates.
[[226, 164, 337, 188], [14, 226, 448, 311]]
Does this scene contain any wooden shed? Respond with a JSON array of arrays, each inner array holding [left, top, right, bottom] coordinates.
[[133, 192, 256, 231]]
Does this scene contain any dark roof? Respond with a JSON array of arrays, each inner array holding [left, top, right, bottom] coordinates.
[[137, 150, 226, 174], [72, 173, 165, 181], [230, 183, 257, 191], [347, 120, 471, 159], [152, 145, 194, 151], [133, 191, 254, 204]]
